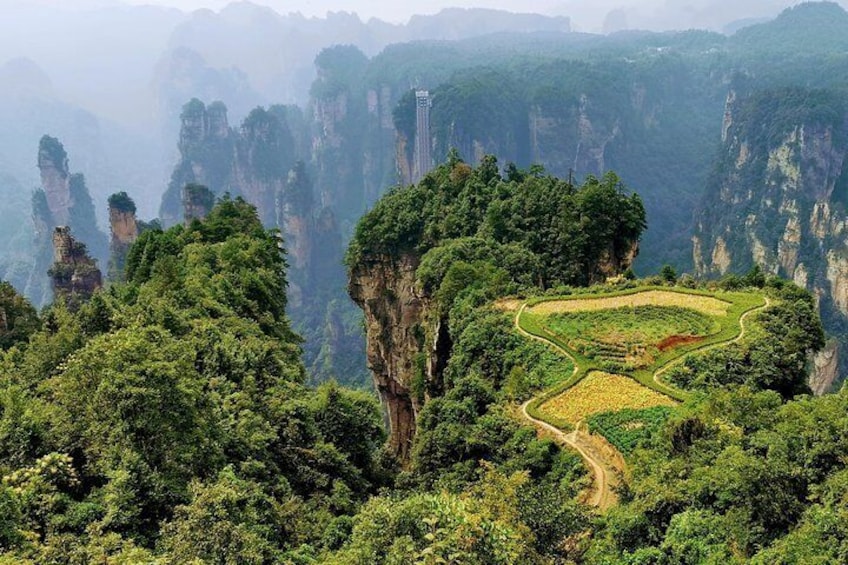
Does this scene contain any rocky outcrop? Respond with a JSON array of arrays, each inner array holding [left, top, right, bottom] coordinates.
[[38, 136, 71, 226], [49, 226, 102, 307], [182, 183, 215, 225], [160, 100, 234, 227], [107, 192, 139, 280], [348, 253, 427, 462], [811, 340, 840, 395], [693, 87, 848, 389], [278, 162, 313, 272], [25, 137, 108, 307], [161, 100, 300, 228]]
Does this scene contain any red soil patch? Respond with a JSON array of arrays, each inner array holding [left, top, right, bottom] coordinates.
[[657, 334, 704, 351]]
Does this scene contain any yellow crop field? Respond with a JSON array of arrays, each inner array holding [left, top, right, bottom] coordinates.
[[528, 290, 731, 317], [539, 371, 677, 425]]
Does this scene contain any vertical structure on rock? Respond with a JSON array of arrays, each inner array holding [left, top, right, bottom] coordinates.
[[414, 90, 432, 183], [26, 136, 108, 307]]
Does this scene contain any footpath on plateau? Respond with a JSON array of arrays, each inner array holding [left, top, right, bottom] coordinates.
[[514, 295, 771, 511]]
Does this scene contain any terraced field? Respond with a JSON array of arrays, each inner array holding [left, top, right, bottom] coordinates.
[[538, 371, 676, 428], [587, 406, 674, 455], [542, 305, 718, 371], [521, 287, 766, 399], [516, 285, 769, 509]]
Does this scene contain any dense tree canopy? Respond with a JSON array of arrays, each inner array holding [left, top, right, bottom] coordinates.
[[0, 197, 388, 562], [348, 155, 646, 289]]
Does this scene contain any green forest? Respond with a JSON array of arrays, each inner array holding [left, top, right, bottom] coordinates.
[[0, 157, 841, 563]]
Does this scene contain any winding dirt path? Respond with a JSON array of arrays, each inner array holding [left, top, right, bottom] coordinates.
[[653, 296, 771, 388], [520, 400, 618, 509], [514, 304, 619, 510], [513, 295, 771, 511]]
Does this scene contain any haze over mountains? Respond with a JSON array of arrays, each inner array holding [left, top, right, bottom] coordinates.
[[7, 1, 848, 389], [4, 6, 848, 560], [0, 0, 830, 217]]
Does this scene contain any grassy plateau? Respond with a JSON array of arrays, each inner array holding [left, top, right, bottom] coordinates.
[[519, 285, 767, 452]]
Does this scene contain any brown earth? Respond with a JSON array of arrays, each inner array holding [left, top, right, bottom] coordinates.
[[657, 334, 705, 351]]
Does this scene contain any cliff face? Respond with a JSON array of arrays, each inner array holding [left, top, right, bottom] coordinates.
[[38, 136, 71, 226], [160, 98, 368, 387], [49, 226, 102, 306], [160, 100, 234, 226], [182, 183, 215, 225], [693, 88, 848, 390], [25, 137, 108, 307], [109, 208, 138, 247], [161, 100, 299, 228], [348, 253, 426, 462], [107, 192, 139, 280]]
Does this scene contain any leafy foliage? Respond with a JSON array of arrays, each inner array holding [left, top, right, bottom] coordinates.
[[0, 283, 39, 350], [587, 406, 673, 455], [106, 192, 136, 214], [587, 387, 848, 563], [0, 197, 388, 561], [349, 158, 646, 289]]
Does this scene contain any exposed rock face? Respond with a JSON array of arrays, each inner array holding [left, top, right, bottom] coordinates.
[[110, 208, 138, 247], [182, 183, 215, 225], [693, 87, 848, 389], [348, 253, 426, 462], [160, 99, 233, 227], [278, 162, 313, 273], [38, 136, 71, 226], [811, 340, 840, 395], [26, 136, 108, 307], [107, 192, 139, 280], [49, 226, 102, 306], [161, 100, 298, 228], [598, 241, 640, 282]]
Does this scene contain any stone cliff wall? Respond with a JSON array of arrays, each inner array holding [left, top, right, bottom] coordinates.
[[693, 88, 848, 391], [107, 194, 139, 280], [348, 253, 427, 462], [49, 226, 102, 306], [38, 136, 71, 226]]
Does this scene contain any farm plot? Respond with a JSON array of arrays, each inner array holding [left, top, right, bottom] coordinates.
[[542, 305, 718, 371], [520, 287, 766, 397], [538, 371, 676, 427], [587, 406, 674, 455], [527, 290, 731, 317]]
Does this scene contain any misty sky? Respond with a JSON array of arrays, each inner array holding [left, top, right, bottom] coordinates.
[[122, 0, 572, 22], [23, 0, 835, 32], [117, 0, 812, 30]]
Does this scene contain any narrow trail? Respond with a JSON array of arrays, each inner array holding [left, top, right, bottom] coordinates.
[[514, 304, 619, 510], [520, 399, 618, 509], [513, 295, 771, 511], [653, 296, 771, 388]]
